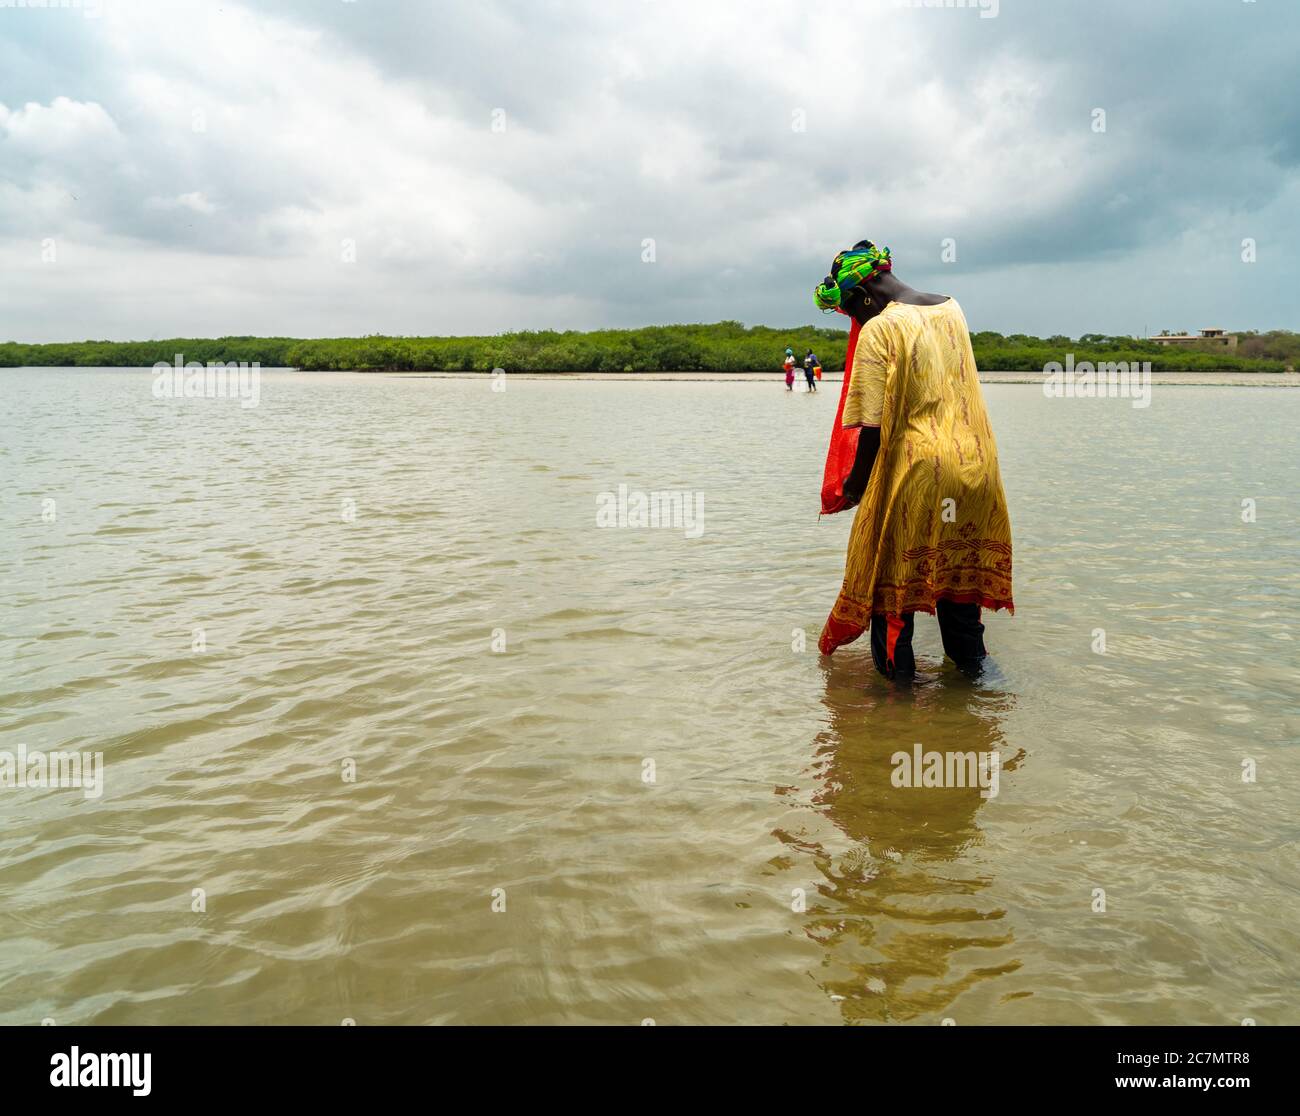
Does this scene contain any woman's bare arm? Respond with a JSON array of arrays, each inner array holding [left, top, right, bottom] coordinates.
[[841, 426, 881, 508]]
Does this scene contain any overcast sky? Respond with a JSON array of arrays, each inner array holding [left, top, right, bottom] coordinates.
[[1, 0, 1296, 342]]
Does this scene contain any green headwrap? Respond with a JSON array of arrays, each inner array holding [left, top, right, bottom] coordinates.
[[813, 243, 893, 311]]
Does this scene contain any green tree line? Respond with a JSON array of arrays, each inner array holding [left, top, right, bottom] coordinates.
[[1, 324, 1293, 373]]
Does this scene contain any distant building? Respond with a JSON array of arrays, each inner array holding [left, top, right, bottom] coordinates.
[[1150, 328, 1238, 350]]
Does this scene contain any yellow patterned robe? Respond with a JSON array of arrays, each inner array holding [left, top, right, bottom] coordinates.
[[827, 298, 1014, 633]]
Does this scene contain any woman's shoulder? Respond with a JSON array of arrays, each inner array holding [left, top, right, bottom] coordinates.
[[897, 296, 967, 329], [868, 301, 925, 339]]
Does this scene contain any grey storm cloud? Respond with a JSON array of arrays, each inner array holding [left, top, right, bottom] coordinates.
[[0, 0, 1296, 342]]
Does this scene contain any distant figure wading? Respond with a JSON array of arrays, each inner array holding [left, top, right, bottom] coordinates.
[[803, 349, 819, 392], [814, 239, 1014, 680]]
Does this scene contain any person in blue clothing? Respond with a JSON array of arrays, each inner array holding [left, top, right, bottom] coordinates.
[[803, 349, 819, 392]]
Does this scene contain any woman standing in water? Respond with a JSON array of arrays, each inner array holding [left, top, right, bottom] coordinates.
[[815, 240, 1014, 679]]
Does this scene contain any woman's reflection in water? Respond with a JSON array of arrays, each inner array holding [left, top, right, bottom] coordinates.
[[774, 653, 1025, 1023]]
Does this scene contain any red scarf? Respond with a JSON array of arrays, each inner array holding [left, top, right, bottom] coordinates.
[[819, 317, 863, 515]]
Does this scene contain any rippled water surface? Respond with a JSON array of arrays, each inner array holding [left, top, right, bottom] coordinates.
[[1, 368, 1297, 1025]]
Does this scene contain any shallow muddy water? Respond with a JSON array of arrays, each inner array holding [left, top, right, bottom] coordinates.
[[1, 369, 1296, 1024]]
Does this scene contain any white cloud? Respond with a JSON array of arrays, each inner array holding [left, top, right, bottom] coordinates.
[[0, 95, 119, 154], [0, 0, 1296, 341]]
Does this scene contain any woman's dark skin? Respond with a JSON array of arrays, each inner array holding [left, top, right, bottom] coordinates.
[[838, 272, 949, 508]]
